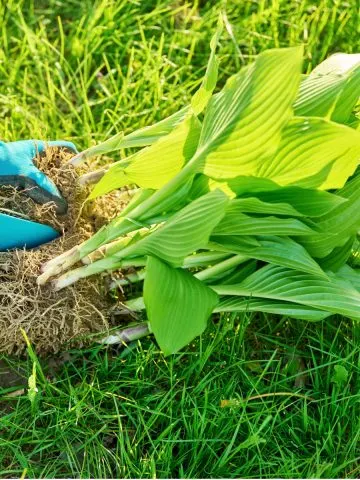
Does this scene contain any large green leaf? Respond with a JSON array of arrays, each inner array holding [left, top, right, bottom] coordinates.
[[234, 184, 347, 217], [215, 297, 331, 321], [214, 176, 347, 217], [195, 47, 303, 179], [144, 256, 218, 355], [256, 116, 360, 189], [131, 189, 228, 266], [208, 235, 260, 251], [299, 174, 360, 258], [89, 115, 201, 199], [214, 264, 360, 320], [294, 53, 360, 123], [223, 197, 307, 217], [71, 107, 190, 165], [211, 235, 326, 277], [213, 207, 316, 236]]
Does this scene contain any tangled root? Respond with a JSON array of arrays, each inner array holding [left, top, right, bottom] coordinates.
[[0, 147, 127, 355]]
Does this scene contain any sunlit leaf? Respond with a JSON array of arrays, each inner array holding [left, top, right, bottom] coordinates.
[[294, 53, 360, 123], [71, 107, 190, 165], [256, 116, 360, 190], [89, 115, 201, 198], [197, 47, 303, 178]]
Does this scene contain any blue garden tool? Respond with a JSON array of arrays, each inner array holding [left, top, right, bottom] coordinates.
[[0, 139, 77, 251]]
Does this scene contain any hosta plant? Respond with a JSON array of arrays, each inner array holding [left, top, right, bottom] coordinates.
[[39, 21, 360, 355]]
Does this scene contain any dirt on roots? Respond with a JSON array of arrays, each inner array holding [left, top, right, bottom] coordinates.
[[0, 147, 127, 355]]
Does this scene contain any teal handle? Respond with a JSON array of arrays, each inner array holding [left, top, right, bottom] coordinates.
[[0, 213, 59, 250]]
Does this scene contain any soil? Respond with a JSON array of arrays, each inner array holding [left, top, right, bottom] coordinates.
[[0, 360, 25, 390], [0, 147, 128, 355]]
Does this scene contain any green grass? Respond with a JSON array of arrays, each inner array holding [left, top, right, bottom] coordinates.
[[0, 0, 359, 477]]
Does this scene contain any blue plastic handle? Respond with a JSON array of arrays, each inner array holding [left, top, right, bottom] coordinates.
[[0, 213, 59, 250]]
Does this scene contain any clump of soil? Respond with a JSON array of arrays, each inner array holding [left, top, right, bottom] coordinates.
[[0, 147, 127, 355]]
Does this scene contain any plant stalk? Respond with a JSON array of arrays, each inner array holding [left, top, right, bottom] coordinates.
[[98, 322, 151, 345], [195, 254, 249, 281], [110, 269, 146, 288], [41, 150, 203, 284], [79, 169, 106, 185], [121, 254, 249, 310], [109, 251, 236, 289]]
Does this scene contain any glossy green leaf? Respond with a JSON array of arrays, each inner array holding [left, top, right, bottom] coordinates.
[[71, 107, 190, 165], [208, 235, 260, 251], [336, 264, 360, 292], [115, 189, 229, 267], [89, 115, 201, 198], [319, 236, 355, 272], [256, 116, 360, 190], [215, 296, 331, 321], [144, 256, 218, 355], [197, 47, 303, 178], [211, 235, 326, 277], [213, 207, 316, 236], [224, 197, 307, 217], [214, 264, 360, 320], [294, 53, 360, 123], [236, 184, 347, 217]]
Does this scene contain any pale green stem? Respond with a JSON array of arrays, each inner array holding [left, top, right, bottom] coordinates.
[[41, 151, 203, 283], [110, 269, 146, 288], [210, 285, 247, 296], [79, 157, 133, 182], [82, 236, 135, 264], [83, 216, 167, 263], [78, 169, 106, 185], [125, 297, 146, 311], [107, 252, 230, 278], [109, 251, 236, 289], [38, 218, 143, 285], [83, 226, 155, 264], [53, 255, 127, 290], [39, 192, 158, 284], [54, 255, 149, 290], [182, 251, 231, 267], [69, 132, 125, 166], [99, 322, 151, 345], [195, 254, 249, 281], [55, 244, 233, 291]]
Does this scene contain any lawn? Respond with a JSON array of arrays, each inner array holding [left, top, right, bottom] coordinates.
[[0, 0, 360, 478]]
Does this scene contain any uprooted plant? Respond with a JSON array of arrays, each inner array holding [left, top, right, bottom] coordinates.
[[38, 19, 360, 355]]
